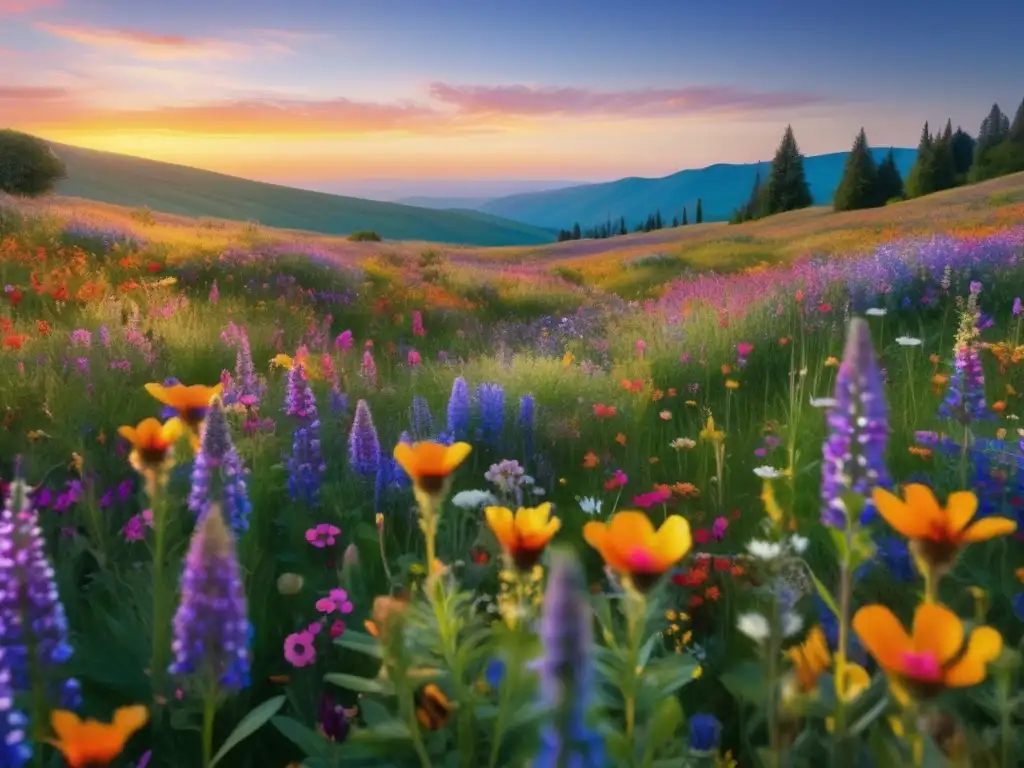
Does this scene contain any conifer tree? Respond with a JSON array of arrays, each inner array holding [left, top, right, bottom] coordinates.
[[764, 125, 812, 215], [905, 121, 935, 197], [875, 149, 905, 204], [672, 216, 679, 227], [695, 198, 703, 223], [618, 216, 627, 236], [571, 222, 581, 240], [682, 206, 688, 225], [833, 128, 879, 211], [951, 127, 976, 177], [654, 209, 663, 229], [739, 171, 763, 221], [930, 119, 957, 192], [1009, 98, 1024, 144], [971, 104, 1010, 181]]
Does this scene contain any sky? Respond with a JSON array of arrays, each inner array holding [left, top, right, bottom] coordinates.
[[2, 0, 1023, 198]]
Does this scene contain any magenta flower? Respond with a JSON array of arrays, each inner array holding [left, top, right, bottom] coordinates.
[[712, 516, 728, 540], [283, 631, 316, 668], [335, 330, 353, 353], [122, 516, 146, 541], [408, 349, 422, 367], [328, 588, 353, 614], [305, 523, 341, 548], [314, 598, 335, 614], [632, 488, 671, 509]]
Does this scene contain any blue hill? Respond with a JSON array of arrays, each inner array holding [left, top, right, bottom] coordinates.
[[475, 149, 919, 229]]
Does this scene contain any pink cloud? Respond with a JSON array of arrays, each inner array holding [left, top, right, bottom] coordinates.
[[0, 0, 59, 14], [35, 22, 253, 60], [0, 85, 69, 99], [428, 82, 826, 118]]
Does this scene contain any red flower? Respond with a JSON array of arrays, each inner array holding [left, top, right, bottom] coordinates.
[[693, 527, 711, 545], [713, 557, 731, 572], [7, 289, 22, 307], [593, 403, 617, 419], [689, 595, 704, 608]]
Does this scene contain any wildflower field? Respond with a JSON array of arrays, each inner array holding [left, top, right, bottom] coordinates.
[[0, 177, 1023, 768]]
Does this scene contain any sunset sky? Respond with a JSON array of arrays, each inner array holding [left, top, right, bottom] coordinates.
[[2, 0, 1022, 196]]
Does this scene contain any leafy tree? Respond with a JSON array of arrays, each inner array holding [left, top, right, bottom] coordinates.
[[0, 130, 66, 197], [833, 128, 879, 211], [682, 206, 688, 225], [875, 149, 905, 204], [764, 125, 812, 214], [695, 198, 703, 223], [951, 127, 976, 177]]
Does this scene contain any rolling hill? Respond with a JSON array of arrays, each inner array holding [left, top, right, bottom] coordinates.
[[470, 149, 919, 230], [47, 143, 558, 247]]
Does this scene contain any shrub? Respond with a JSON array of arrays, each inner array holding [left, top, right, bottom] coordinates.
[[348, 230, 382, 242], [0, 130, 66, 197]]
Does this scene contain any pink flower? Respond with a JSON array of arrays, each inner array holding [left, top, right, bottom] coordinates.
[[632, 488, 672, 509], [411, 310, 426, 337], [334, 330, 353, 353], [407, 349, 422, 367], [307, 621, 322, 636], [283, 631, 317, 667], [635, 339, 646, 358], [329, 588, 353, 614], [330, 620, 346, 639], [306, 523, 342, 548], [315, 598, 336, 614], [122, 515, 146, 541], [712, 516, 728, 540]]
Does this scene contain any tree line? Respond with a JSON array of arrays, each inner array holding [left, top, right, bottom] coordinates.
[[556, 199, 703, 242]]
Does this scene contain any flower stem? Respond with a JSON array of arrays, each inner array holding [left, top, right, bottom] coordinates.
[[148, 472, 170, 699], [923, 567, 937, 604], [201, 691, 216, 768], [623, 586, 645, 752]]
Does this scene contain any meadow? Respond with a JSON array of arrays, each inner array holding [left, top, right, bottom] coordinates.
[[0, 173, 1023, 768]]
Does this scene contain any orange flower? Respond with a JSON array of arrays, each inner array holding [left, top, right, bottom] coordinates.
[[872, 485, 1016, 574], [786, 626, 831, 693], [144, 382, 223, 430], [485, 503, 561, 569], [930, 374, 949, 395], [992, 400, 1007, 413], [908, 446, 933, 460], [583, 511, 692, 591], [48, 705, 149, 768], [392, 440, 471, 501], [582, 451, 599, 469], [364, 595, 409, 644], [615, 432, 626, 446], [117, 417, 185, 473], [853, 602, 1002, 697]]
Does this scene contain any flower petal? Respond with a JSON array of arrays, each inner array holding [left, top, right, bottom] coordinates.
[[49, 709, 84, 743], [603, 511, 657, 571], [911, 603, 964, 665], [144, 382, 169, 405], [117, 426, 138, 445], [584, 520, 629, 572], [442, 442, 472, 473], [942, 627, 1003, 687], [521, 515, 561, 549], [650, 515, 693, 570], [872, 485, 940, 539], [485, 507, 515, 550], [960, 517, 1017, 542], [393, 442, 417, 478], [944, 491, 978, 535], [852, 605, 912, 674], [111, 705, 149, 738]]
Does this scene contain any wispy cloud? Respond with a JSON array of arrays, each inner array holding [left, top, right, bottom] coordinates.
[[34, 22, 254, 61], [0, 85, 69, 99], [428, 83, 827, 118], [0, 0, 59, 15]]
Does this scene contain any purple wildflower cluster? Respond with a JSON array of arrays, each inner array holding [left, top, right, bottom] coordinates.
[[519, 394, 535, 464], [0, 480, 80, 709], [410, 395, 433, 440], [476, 383, 505, 448], [447, 377, 471, 439], [169, 505, 250, 692], [348, 399, 381, 477], [820, 318, 890, 527], [188, 399, 252, 534], [284, 364, 326, 505], [220, 323, 265, 408]]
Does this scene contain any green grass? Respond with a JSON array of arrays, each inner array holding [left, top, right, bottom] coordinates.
[[49, 142, 558, 247]]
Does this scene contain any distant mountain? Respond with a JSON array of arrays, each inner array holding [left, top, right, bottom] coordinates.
[[474, 149, 919, 229], [396, 195, 498, 210], [47, 143, 557, 247]]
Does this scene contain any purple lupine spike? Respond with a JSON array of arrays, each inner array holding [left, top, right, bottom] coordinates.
[[282, 364, 325, 505], [534, 549, 604, 768], [284, 364, 316, 419], [169, 504, 250, 692], [410, 395, 433, 440], [188, 399, 252, 534], [361, 349, 377, 385], [938, 343, 991, 426], [0, 479, 80, 710], [820, 317, 890, 527], [0, 667, 30, 768], [518, 394, 535, 462], [476, 383, 505, 447], [231, 327, 264, 408], [447, 376, 471, 439], [329, 384, 349, 417], [348, 400, 381, 477]]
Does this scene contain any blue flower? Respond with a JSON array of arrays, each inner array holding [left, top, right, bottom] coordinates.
[[687, 713, 721, 753]]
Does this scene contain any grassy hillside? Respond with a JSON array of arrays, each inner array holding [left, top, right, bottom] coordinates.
[[476, 148, 918, 229], [48, 143, 557, 247]]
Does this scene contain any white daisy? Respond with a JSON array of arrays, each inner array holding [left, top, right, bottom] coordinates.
[[753, 466, 784, 480], [809, 397, 838, 408], [451, 490, 498, 510], [578, 496, 603, 516], [895, 336, 922, 346], [747, 540, 783, 560], [737, 613, 771, 643], [865, 308, 887, 317], [789, 534, 809, 554]]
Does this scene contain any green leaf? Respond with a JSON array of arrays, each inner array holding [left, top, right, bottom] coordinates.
[[719, 660, 767, 705], [323, 673, 395, 695], [644, 656, 699, 696], [809, 571, 839, 618], [642, 696, 683, 763], [271, 716, 330, 759], [357, 698, 395, 726], [209, 695, 286, 768], [636, 632, 661, 672], [604, 730, 632, 763], [333, 631, 383, 660]]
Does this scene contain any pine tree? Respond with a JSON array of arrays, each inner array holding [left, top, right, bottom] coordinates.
[[905, 121, 935, 197], [654, 209, 663, 229], [930, 119, 957, 192], [695, 198, 703, 223], [764, 125, 813, 215], [571, 222, 581, 240], [951, 127, 976, 177], [682, 206, 688, 225], [971, 104, 1010, 181], [672, 216, 679, 227], [833, 128, 879, 211], [875, 149, 905, 204], [618, 216, 627, 236], [1009, 98, 1024, 144]]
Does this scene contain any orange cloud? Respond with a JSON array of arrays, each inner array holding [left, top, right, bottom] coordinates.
[[428, 83, 827, 118], [35, 22, 252, 60], [0, 0, 59, 14]]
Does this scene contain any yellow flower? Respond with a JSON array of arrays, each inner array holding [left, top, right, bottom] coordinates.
[[787, 626, 831, 693], [699, 414, 724, 443], [853, 602, 1002, 698], [415, 684, 453, 731], [725, 379, 740, 390], [144, 382, 223, 432], [485, 503, 561, 569], [117, 417, 184, 474], [872, 485, 1016, 575], [48, 705, 149, 768], [392, 440, 472, 501], [69, 452, 84, 476], [583, 511, 692, 592], [824, 356, 839, 367], [270, 353, 294, 370], [562, 351, 574, 367]]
